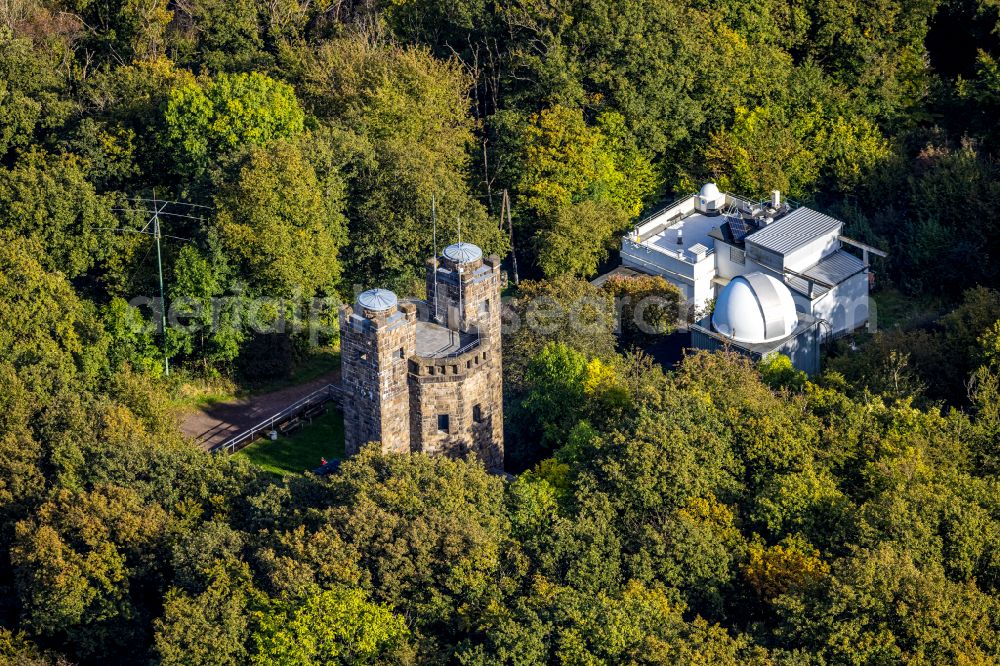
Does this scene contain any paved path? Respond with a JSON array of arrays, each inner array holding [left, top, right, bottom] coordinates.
[[180, 369, 341, 451]]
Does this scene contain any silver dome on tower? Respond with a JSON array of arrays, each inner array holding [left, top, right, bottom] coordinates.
[[356, 288, 398, 312], [442, 242, 483, 264]]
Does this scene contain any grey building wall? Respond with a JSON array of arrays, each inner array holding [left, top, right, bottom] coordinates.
[[691, 318, 821, 375]]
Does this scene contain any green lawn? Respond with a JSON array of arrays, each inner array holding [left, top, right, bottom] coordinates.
[[235, 408, 345, 476]]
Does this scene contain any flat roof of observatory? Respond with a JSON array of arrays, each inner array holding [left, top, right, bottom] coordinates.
[[644, 214, 717, 259], [631, 204, 721, 264]]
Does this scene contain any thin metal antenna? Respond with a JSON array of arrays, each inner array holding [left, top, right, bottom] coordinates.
[[432, 195, 439, 323], [456, 214, 463, 332], [96, 193, 207, 377]]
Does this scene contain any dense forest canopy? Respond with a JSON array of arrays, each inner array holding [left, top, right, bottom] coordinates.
[[2, 0, 1000, 663]]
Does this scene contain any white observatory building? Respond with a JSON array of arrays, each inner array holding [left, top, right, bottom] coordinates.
[[612, 183, 885, 372]]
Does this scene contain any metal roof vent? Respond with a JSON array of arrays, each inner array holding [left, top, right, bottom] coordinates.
[[357, 288, 398, 312], [443, 242, 483, 264], [689, 243, 709, 261]]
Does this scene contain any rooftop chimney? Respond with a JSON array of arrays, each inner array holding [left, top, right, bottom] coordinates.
[[771, 190, 781, 208]]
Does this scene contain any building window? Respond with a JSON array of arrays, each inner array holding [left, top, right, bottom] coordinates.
[[473, 404, 483, 422], [437, 414, 450, 433], [397, 347, 404, 359], [730, 246, 745, 265]]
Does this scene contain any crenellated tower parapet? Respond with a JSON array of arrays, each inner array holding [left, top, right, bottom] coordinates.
[[340, 243, 504, 471]]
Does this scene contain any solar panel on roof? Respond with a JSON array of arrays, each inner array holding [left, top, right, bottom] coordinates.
[[728, 214, 750, 242]]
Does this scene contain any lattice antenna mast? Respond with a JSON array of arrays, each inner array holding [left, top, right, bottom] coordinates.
[[503, 189, 519, 285]]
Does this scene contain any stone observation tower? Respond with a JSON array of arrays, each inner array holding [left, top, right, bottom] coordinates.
[[339, 243, 504, 471]]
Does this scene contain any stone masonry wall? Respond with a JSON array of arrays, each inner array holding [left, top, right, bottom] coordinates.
[[340, 302, 416, 456], [407, 344, 503, 471], [341, 248, 504, 471], [409, 253, 504, 471]]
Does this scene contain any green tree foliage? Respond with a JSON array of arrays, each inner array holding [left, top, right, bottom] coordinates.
[[163, 71, 305, 175], [516, 106, 648, 221], [0, 33, 69, 157], [0, 236, 96, 394], [536, 199, 625, 278], [521, 343, 590, 452], [213, 137, 346, 297], [103, 297, 163, 375], [773, 544, 1000, 664], [0, 628, 64, 666], [2, 2, 1000, 664], [294, 36, 507, 291], [326, 449, 510, 653], [167, 243, 243, 372], [0, 150, 115, 277], [706, 104, 890, 199], [513, 105, 656, 275], [154, 564, 254, 666], [464, 578, 765, 664], [11, 486, 169, 657], [169, 0, 267, 72], [503, 275, 616, 391], [601, 274, 682, 339], [828, 287, 1000, 405], [250, 587, 411, 665]]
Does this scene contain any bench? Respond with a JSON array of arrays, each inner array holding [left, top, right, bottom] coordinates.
[[302, 404, 327, 421], [278, 417, 303, 435]]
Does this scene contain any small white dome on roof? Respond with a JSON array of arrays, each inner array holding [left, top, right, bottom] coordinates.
[[357, 288, 398, 312], [443, 242, 483, 264], [712, 273, 798, 344], [699, 182, 722, 201]]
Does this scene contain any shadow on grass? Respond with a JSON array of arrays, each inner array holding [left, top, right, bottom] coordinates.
[[245, 346, 342, 395]]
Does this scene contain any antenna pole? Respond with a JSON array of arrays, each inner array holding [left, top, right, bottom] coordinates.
[[457, 214, 463, 332], [432, 195, 439, 323], [504, 189, 519, 285], [152, 191, 170, 376], [98, 194, 200, 378]]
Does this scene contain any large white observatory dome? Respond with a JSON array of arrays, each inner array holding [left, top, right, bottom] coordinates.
[[711, 273, 798, 344]]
